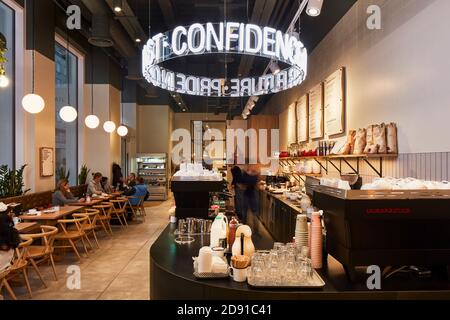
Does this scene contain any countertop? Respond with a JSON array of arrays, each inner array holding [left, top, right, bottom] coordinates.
[[150, 220, 450, 299]]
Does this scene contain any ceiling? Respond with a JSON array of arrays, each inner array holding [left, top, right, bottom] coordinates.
[[62, 0, 358, 116]]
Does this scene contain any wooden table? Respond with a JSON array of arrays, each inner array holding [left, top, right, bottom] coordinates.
[[18, 206, 84, 223], [15, 222, 39, 233], [74, 199, 103, 207]]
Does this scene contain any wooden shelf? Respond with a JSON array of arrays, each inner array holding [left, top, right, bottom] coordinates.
[[278, 154, 399, 178]]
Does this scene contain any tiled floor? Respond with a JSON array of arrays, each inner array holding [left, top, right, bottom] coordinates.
[[3, 199, 172, 300]]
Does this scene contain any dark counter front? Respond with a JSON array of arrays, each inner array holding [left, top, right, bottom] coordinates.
[[171, 177, 224, 219], [150, 222, 450, 300]]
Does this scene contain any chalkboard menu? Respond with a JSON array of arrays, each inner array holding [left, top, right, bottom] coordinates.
[[296, 95, 309, 143], [309, 83, 324, 140], [324, 68, 345, 136]]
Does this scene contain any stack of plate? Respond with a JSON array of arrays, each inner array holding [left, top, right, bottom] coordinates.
[[295, 214, 309, 248], [310, 212, 323, 269]]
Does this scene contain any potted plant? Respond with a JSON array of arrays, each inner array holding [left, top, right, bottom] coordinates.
[[78, 164, 90, 185], [57, 166, 70, 182], [0, 164, 30, 198]]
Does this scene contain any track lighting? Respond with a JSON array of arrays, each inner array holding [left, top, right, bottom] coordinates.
[[306, 0, 323, 17]]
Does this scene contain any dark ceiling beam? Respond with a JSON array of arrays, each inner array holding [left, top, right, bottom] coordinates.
[[157, 0, 177, 29], [79, 0, 137, 58], [104, 0, 147, 44]]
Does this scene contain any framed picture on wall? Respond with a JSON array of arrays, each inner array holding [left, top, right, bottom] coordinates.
[[324, 67, 346, 136], [40, 147, 54, 177], [309, 83, 324, 140]]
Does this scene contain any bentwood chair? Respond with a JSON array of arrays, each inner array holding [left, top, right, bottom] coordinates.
[[127, 196, 146, 221], [54, 216, 89, 260], [0, 267, 16, 300], [74, 209, 100, 249], [7, 238, 34, 298], [23, 226, 59, 282], [93, 203, 114, 236], [109, 199, 128, 228]]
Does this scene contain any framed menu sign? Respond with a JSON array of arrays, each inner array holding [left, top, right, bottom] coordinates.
[[296, 95, 309, 143], [324, 68, 345, 136], [308, 83, 324, 140], [40, 147, 54, 177]]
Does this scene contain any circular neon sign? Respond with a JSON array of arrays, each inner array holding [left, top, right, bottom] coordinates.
[[142, 22, 308, 97]]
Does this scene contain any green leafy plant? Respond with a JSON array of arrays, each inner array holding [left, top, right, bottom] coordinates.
[[0, 34, 7, 74], [0, 164, 30, 198], [78, 164, 90, 185], [57, 166, 70, 182]]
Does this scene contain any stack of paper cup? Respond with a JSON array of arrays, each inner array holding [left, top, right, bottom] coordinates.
[[295, 214, 309, 248], [310, 212, 323, 269], [198, 247, 213, 273]]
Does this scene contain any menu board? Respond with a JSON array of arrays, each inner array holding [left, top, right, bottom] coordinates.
[[324, 68, 345, 136], [287, 103, 297, 145], [193, 121, 203, 163], [296, 95, 309, 143], [40, 147, 54, 177], [308, 83, 324, 140]]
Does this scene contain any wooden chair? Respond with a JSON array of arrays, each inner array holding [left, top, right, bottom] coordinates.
[[127, 196, 146, 221], [54, 216, 89, 260], [109, 199, 128, 228], [23, 226, 58, 282], [93, 203, 114, 235], [73, 210, 100, 249], [0, 267, 16, 300], [7, 238, 34, 298]]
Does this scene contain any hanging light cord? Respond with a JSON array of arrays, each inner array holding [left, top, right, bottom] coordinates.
[[91, 47, 94, 114], [148, 0, 151, 36], [66, 28, 71, 106], [31, 1, 35, 93]]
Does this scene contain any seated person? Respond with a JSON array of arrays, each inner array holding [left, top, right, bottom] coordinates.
[[124, 177, 149, 206], [0, 203, 20, 274], [127, 173, 137, 187], [87, 172, 105, 196], [52, 180, 85, 206], [101, 177, 113, 194]]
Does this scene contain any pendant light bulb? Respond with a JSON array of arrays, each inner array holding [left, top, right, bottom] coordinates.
[[85, 115, 100, 129], [22, 93, 45, 114], [0, 74, 9, 88], [117, 125, 128, 137], [103, 121, 116, 133], [59, 106, 78, 122]]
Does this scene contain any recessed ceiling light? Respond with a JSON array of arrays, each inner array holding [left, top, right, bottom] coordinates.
[[135, 38, 142, 43], [113, 0, 122, 13]]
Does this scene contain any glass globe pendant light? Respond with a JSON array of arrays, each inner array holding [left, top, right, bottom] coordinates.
[[59, 29, 77, 122], [85, 48, 100, 129], [103, 121, 116, 133], [22, 2, 45, 114], [117, 125, 128, 137]]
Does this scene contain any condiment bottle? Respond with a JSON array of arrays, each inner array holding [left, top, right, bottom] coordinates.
[[228, 217, 239, 249]]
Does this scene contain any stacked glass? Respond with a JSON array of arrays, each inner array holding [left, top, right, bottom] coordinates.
[[248, 243, 314, 286]]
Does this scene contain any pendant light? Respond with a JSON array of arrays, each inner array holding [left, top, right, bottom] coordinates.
[[85, 48, 100, 129], [59, 29, 78, 122], [22, 2, 45, 114], [103, 121, 116, 133], [117, 76, 128, 137]]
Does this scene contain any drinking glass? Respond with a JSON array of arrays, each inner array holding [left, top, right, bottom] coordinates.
[[177, 219, 187, 235], [273, 242, 284, 251]]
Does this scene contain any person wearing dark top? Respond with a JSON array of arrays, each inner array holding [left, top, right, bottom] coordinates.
[[0, 206, 20, 273], [240, 169, 259, 223], [101, 177, 113, 194], [112, 163, 124, 190], [123, 177, 149, 219], [231, 166, 244, 220]]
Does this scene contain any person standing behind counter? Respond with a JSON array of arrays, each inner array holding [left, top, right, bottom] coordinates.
[[87, 172, 105, 196], [52, 180, 86, 206]]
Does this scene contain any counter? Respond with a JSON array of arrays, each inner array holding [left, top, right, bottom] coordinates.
[[258, 189, 303, 243], [150, 221, 450, 300], [171, 176, 224, 219]]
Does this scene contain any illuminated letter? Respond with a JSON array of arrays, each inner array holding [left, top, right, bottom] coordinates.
[[187, 23, 206, 54], [262, 27, 276, 56], [245, 24, 262, 54], [275, 31, 290, 62], [206, 22, 224, 52], [172, 26, 188, 56], [225, 22, 240, 51], [176, 73, 187, 94]]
